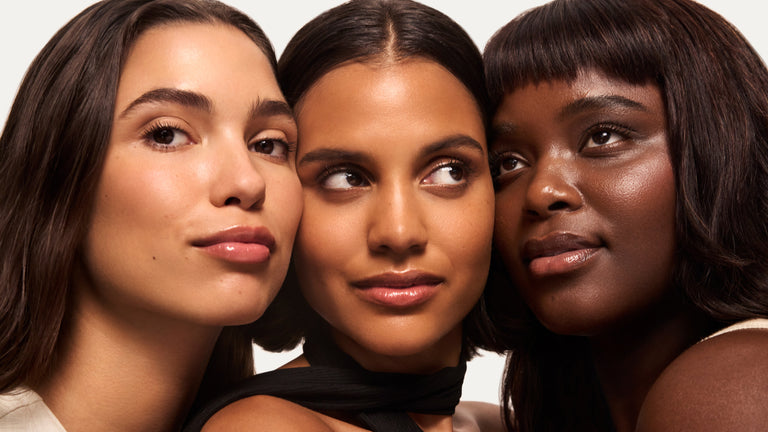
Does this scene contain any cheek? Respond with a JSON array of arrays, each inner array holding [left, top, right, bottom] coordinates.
[[266, 169, 303, 241], [294, 195, 358, 283], [596, 155, 677, 297], [89, 158, 193, 241], [492, 190, 524, 269]]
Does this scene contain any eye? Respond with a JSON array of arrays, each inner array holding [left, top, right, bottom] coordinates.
[[142, 124, 193, 150], [319, 166, 370, 190], [249, 138, 292, 159], [491, 152, 529, 178], [584, 127, 628, 148], [422, 161, 467, 186]]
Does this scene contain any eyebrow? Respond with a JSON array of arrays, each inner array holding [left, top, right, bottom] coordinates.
[[119, 89, 295, 125], [491, 95, 648, 139], [120, 88, 212, 118], [557, 94, 647, 120], [298, 134, 484, 167], [249, 99, 295, 123]]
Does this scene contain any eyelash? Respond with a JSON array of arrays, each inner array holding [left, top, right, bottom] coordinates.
[[140, 121, 193, 151], [316, 164, 369, 188], [581, 122, 636, 150]]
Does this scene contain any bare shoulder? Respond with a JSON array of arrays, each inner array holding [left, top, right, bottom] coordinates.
[[201, 395, 335, 432], [636, 328, 768, 431], [454, 401, 505, 432]]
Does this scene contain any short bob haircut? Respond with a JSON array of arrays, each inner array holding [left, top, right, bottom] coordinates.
[[249, 0, 496, 358], [0, 0, 277, 394], [483, 0, 768, 430]]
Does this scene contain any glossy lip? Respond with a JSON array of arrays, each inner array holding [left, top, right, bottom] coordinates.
[[192, 226, 275, 264], [522, 232, 602, 277], [351, 271, 444, 308]]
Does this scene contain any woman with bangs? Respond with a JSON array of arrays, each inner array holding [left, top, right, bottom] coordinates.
[[483, 0, 768, 431], [184, 1, 502, 431]]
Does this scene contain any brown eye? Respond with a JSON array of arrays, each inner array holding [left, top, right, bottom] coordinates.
[[142, 125, 193, 150], [501, 158, 519, 172], [249, 138, 290, 159], [320, 168, 369, 190], [592, 131, 612, 145], [423, 162, 467, 186], [153, 127, 176, 144]]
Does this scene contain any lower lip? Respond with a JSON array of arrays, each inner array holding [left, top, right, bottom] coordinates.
[[527, 248, 600, 277], [199, 242, 270, 264], [356, 284, 439, 308]]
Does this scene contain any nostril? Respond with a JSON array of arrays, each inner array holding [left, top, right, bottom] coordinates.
[[548, 201, 569, 211], [224, 197, 241, 206]]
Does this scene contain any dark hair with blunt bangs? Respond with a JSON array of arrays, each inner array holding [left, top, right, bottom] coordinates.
[[0, 0, 277, 397], [483, 0, 768, 430], [249, 0, 496, 358]]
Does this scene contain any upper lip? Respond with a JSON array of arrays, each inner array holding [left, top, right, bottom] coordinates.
[[351, 270, 444, 289], [522, 232, 601, 262], [192, 226, 275, 251]]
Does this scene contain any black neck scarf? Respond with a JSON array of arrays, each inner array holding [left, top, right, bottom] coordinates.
[[183, 331, 467, 432]]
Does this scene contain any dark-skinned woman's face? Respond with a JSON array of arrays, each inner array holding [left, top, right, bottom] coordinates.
[[491, 69, 676, 336]]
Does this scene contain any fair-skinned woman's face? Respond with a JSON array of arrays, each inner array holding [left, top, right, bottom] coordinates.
[[79, 23, 302, 327], [294, 60, 493, 371], [491, 69, 676, 336]]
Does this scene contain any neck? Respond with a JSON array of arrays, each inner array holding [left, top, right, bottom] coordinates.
[[589, 301, 708, 432], [332, 325, 464, 374], [36, 287, 220, 432]]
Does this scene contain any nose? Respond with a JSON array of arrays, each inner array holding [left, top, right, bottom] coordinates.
[[209, 141, 266, 210], [367, 181, 428, 257], [523, 156, 582, 218]]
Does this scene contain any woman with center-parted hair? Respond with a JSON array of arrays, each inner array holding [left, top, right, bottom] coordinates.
[[0, 1, 303, 430], [184, 1, 503, 431]]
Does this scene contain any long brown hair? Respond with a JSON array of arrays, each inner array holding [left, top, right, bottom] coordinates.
[[0, 0, 277, 394], [484, 0, 768, 430]]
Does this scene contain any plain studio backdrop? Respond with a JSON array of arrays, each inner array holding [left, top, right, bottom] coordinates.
[[2, 0, 765, 405]]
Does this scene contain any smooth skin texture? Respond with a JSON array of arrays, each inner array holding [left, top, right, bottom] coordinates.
[[293, 60, 494, 375], [636, 327, 768, 431], [37, 23, 302, 432], [491, 69, 704, 431], [205, 59, 498, 432]]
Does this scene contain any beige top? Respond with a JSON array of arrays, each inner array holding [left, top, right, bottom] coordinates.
[[703, 317, 768, 341], [0, 387, 65, 432]]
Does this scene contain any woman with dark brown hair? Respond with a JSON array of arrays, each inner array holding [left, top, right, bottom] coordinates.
[[484, 0, 768, 431], [0, 1, 302, 430], [184, 1, 502, 431]]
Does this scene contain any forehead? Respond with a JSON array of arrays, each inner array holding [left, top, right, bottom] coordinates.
[[116, 22, 282, 112], [295, 60, 485, 152]]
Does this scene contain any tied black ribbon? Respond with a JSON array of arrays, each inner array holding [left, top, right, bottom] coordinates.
[[183, 332, 467, 432]]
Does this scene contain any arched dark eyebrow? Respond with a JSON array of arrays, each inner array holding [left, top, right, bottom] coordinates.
[[418, 134, 485, 159], [119, 89, 294, 125], [557, 95, 647, 120], [298, 134, 484, 167], [492, 95, 647, 139], [250, 99, 294, 122], [120, 88, 211, 118]]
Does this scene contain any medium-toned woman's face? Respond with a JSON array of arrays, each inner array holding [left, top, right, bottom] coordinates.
[[491, 69, 676, 336], [294, 60, 494, 371], [79, 23, 302, 326]]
